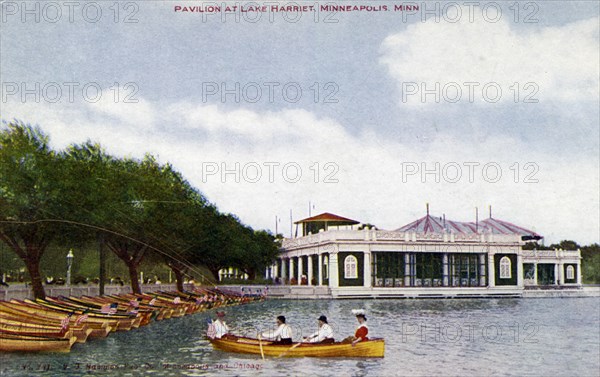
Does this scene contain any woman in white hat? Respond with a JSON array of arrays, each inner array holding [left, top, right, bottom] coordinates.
[[351, 309, 368, 346]]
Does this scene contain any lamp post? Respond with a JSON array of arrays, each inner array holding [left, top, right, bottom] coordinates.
[[66, 249, 74, 287]]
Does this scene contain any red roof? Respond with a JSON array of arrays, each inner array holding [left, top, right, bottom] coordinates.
[[294, 212, 360, 225]]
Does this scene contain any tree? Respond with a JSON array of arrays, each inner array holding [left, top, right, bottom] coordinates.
[[581, 243, 600, 284], [142, 166, 212, 292], [548, 240, 581, 250], [236, 229, 279, 281], [522, 242, 551, 250], [99, 156, 172, 294], [63, 148, 167, 294], [0, 122, 73, 298]]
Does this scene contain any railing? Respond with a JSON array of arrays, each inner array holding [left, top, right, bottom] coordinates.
[[0, 283, 193, 301], [282, 229, 521, 248], [521, 249, 581, 259]]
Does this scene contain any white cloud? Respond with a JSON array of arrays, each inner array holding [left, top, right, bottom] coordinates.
[[380, 15, 600, 105], [2, 99, 598, 245], [89, 96, 157, 128]]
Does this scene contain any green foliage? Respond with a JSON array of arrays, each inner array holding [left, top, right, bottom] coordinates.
[[548, 240, 581, 250], [581, 244, 600, 284], [0, 121, 77, 297], [0, 121, 281, 294]]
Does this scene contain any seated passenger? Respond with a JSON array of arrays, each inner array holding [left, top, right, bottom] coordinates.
[[303, 315, 334, 344], [352, 310, 369, 345]]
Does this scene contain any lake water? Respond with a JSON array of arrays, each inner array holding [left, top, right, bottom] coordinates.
[[1, 297, 599, 376]]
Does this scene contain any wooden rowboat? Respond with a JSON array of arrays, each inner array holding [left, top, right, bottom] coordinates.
[[0, 334, 77, 353], [209, 336, 385, 358], [0, 303, 111, 338]]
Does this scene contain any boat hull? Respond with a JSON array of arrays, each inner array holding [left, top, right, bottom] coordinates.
[[209, 337, 384, 358], [0, 335, 77, 353]]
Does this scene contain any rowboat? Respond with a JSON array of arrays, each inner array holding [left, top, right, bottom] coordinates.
[[1, 324, 74, 340], [0, 302, 111, 338], [0, 334, 77, 353], [209, 336, 385, 358], [28, 299, 136, 331]]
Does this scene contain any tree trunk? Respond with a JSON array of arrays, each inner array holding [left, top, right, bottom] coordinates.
[[106, 241, 146, 295], [173, 267, 184, 292], [208, 267, 221, 282], [0, 233, 48, 299], [24, 257, 46, 299], [127, 263, 142, 294]]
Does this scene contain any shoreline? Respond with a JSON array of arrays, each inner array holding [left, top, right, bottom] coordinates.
[[1, 284, 598, 302]]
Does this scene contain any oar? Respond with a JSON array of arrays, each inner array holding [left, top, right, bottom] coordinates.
[[277, 342, 302, 357], [257, 334, 265, 360]]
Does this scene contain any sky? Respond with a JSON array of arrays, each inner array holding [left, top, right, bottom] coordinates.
[[1, 1, 599, 245]]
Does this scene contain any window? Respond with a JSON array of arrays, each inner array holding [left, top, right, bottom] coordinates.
[[499, 256, 511, 279], [344, 255, 358, 279], [566, 265, 574, 280]]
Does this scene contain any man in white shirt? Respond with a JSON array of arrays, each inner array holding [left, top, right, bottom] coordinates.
[[261, 315, 293, 344], [213, 311, 230, 339], [304, 315, 334, 343]]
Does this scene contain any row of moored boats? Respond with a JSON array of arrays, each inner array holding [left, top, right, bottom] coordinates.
[[0, 288, 261, 352]]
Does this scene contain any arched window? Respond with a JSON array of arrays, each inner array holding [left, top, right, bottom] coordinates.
[[499, 256, 511, 279], [344, 255, 358, 279], [566, 265, 575, 280]]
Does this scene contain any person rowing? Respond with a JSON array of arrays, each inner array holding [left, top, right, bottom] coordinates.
[[260, 315, 293, 344], [303, 315, 334, 344], [213, 311, 232, 339]]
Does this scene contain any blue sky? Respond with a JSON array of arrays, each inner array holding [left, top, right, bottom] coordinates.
[[1, 1, 599, 244]]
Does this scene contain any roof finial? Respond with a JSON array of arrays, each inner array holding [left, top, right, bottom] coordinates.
[[426, 202, 429, 216], [475, 207, 479, 233], [489, 205, 492, 219]]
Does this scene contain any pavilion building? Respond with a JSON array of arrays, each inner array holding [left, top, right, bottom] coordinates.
[[265, 210, 582, 298]]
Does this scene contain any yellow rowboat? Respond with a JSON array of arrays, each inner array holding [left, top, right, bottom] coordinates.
[[40, 297, 140, 330], [0, 323, 83, 342], [0, 334, 77, 353], [26, 299, 132, 331], [4, 301, 115, 335], [209, 337, 385, 358], [60, 296, 151, 327], [0, 301, 111, 339]]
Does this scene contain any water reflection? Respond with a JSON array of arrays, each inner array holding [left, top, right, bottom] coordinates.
[[1, 298, 598, 376]]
